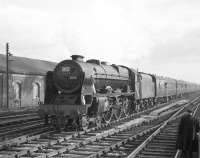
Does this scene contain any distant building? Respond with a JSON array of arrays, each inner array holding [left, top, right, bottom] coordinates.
[[0, 54, 56, 110]]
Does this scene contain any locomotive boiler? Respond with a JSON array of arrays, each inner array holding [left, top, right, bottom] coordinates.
[[40, 55, 136, 129]]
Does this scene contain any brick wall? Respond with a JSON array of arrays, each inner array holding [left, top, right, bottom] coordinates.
[[0, 73, 46, 109]]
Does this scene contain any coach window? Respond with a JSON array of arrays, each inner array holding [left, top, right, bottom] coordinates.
[[14, 82, 21, 100], [33, 82, 40, 99]]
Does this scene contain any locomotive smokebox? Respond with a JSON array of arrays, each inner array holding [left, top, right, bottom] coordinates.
[[53, 59, 84, 93], [71, 55, 84, 62]]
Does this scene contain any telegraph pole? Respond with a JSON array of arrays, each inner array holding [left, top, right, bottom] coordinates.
[[6, 43, 9, 109]]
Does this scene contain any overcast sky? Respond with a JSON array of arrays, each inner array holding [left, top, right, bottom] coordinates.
[[0, 0, 200, 83]]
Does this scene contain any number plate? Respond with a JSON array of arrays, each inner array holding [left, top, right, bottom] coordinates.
[[62, 66, 70, 72]]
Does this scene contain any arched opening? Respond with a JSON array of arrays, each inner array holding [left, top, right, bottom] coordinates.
[[33, 82, 40, 99], [33, 82, 41, 105], [13, 82, 22, 107], [14, 82, 21, 100]]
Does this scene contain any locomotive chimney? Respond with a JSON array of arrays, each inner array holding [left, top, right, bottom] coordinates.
[[71, 55, 84, 62]]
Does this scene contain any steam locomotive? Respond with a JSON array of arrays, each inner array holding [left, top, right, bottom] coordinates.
[[39, 55, 200, 129]]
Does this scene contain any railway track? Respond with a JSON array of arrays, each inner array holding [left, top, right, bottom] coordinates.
[[0, 111, 46, 141], [0, 93, 197, 143], [0, 119, 51, 141], [0, 112, 169, 158], [0, 95, 199, 158], [0, 108, 39, 124], [0, 97, 185, 143], [58, 97, 198, 158], [126, 96, 200, 158]]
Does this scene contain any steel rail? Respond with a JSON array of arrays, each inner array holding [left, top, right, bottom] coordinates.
[[174, 101, 200, 158], [29, 113, 173, 158], [127, 96, 200, 158], [37, 102, 182, 158], [0, 99, 177, 150], [0, 96, 197, 158], [0, 100, 184, 158], [80, 101, 192, 158]]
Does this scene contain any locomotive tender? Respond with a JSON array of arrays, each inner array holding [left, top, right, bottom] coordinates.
[[39, 55, 200, 129]]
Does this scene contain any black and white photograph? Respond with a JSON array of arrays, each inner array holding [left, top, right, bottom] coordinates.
[[0, 0, 200, 158]]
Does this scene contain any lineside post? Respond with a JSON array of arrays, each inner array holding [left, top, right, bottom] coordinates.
[[6, 43, 12, 109], [6, 43, 9, 109]]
